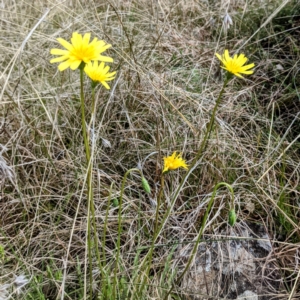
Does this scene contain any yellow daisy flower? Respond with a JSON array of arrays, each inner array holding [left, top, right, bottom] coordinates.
[[84, 61, 116, 90], [215, 50, 254, 78], [163, 152, 188, 174], [50, 32, 113, 71]]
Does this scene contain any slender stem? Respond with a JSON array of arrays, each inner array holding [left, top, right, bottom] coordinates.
[[155, 175, 164, 233], [137, 76, 232, 296], [163, 182, 234, 300], [80, 67, 93, 299], [113, 168, 143, 299], [159, 77, 231, 237], [87, 171, 93, 299], [138, 174, 164, 296], [102, 183, 114, 267], [89, 85, 102, 272], [88, 84, 97, 130], [193, 77, 230, 164], [80, 68, 103, 299], [89, 169, 101, 265], [91, 85, 96, 117], [80, 68, 90, 161]]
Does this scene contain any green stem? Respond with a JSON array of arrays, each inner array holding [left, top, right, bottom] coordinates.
[[80, 68, 93, 299], [113, 168, 144, 299], [155, 175, 164, 233], [89, 84, 102, 274], [80, 68, 90, 161], [136, 77, 232, 297], [88, 84, 97, 130], [80, 68, 102, 299], [193, 76, 230, 163], [167, 78, 231, 227], [91, 85, 96, 117], [163, 182, 234, 300], [159, 76, 231, 238], [138, 174, 164, 296], [102, 183, 114, 268]]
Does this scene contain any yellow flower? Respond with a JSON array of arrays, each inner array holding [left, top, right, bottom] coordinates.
[[84, 61, 116, 90], [50, 32, 113, 71], [215, 50, 254, 78], [163, 152, 188, 174]]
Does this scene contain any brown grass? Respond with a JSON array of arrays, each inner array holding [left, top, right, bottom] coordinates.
[[0, 0, 299, 299]]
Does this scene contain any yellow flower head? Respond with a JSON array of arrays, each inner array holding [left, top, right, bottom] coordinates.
[[84, 61, 116, 90], [163, 152, 188, 174], [215, 50, 254, 78], [50, 32, 113, 71]]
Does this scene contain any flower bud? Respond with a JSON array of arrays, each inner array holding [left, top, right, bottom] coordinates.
[[223, 13, 233, 32], [112, 198, 119, 207], [228, 209, 237, 227], [141, 177, 151, 194]]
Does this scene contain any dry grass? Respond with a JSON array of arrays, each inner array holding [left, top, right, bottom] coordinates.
[[0, 0, 300, 299]]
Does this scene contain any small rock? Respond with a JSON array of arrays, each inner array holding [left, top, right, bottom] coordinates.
[[237, 290, 258, 300], [257, 234, 272, 252]]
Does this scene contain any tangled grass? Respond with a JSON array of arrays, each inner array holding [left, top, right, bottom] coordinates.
[[0, 0, 299, 299]]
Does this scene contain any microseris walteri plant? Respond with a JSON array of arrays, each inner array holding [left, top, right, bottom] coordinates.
[[85, 61, 117, 128], [84, 61, 116, 89], [139, 151, 188, 296], [162, 52, 254, 300], [49, 32, 115, 299], [215, 49, 254, 78], [50, 32, 113, 71], [162, 152, 188, 174], [189, 50, 255, 166]]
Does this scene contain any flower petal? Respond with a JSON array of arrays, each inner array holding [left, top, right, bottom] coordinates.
[[96, 55, 114, 63], [70, 60, 81, 70], [215, 53, 222, 62], [101, 81, 110, 89], [240, 63, 255, 71], [240, 70, 254, 75], [57, 38, 73, 51], [50, 56, 68, 63], [97, 44, 112, 53], [58, 60, 72, 71], [224, 50, 230, 62], [82, 33, 91, 46], [50, 48, 69, 55], [237, 54, 247, 65]]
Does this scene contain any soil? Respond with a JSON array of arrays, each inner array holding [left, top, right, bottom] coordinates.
[[181, 222, 283, 299]]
